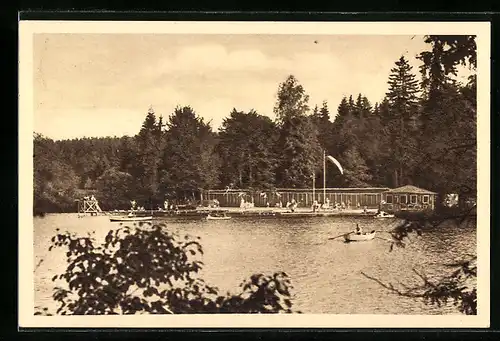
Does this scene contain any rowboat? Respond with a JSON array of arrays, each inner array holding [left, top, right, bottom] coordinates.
[[374, 211, 395, 218], [344, 230, 376, 242], [206, 214, 231, 220], [109, 216, 153, 222]]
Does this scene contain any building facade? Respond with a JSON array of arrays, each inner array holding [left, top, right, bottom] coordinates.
[[202, 187, 390, 209], [202, 185, 439, 212], [380, 185, 438, 212]]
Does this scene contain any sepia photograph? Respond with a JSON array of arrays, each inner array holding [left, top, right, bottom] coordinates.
[[19, 20, 490, 328]]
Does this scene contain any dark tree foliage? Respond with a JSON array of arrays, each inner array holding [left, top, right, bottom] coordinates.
[[42, 223, 295, 315], [383, 56, 421, 187], [277, 115, 322, 188], [217, 109, 278, 189], [161, 106, 220, 200], [134, 108, 164, 204], [273, 75, 322, 188], [32, 35, 477, 212], [417, 35, 476, 92], [34, 133, 81, 214], [412, 36, 477, 195], [311, 101, 337, 186], [95, 168, 136, 211], [329, 94, 376, 187]]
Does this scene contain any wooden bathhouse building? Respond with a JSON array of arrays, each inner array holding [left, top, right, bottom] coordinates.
[[202, 184, 438, 212], [202, 187, 390, 209], [380, 185, 438, 212]]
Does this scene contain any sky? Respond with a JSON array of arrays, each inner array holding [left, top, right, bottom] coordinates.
[[33, 33, 469, 140]]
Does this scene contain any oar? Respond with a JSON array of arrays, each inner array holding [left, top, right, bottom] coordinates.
[[328, 232, 351, 240], [375, 236, 394, 243], [329, 222, 362, 240]]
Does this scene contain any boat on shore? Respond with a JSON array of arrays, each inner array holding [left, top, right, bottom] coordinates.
[[374, 211, 395, 218], [109, 216, 153, 222], [344, 230, 376, 242]]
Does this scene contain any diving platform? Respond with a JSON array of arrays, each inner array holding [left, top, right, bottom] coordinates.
[[76, 196, 103, 217]]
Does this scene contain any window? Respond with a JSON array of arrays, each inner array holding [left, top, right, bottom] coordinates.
[[386, 194, 393, 204], [422, 195, 429, 204], [410, 195, 417, 204], [400, 195, 407, 204]]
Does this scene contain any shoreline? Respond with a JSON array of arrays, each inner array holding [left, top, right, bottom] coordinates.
[[100, 207, 383, 218]]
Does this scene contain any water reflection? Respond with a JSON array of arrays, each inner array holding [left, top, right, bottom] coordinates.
[[33, 214, 476, 315]]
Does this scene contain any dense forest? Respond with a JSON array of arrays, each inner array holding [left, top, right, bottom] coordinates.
[[33, 35, 477, 213]]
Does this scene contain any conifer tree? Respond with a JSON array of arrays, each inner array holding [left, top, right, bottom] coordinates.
[[384, 56, 421, 188], [134, 107, 163, 205]]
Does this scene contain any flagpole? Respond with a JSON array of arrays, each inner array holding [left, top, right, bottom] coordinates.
[[312, 172, 315, 203], [323, 149, 326, 204]]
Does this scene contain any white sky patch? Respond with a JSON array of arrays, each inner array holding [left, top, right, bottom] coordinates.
[[36, 108, 144, 140], [33, 33, 475, 139]]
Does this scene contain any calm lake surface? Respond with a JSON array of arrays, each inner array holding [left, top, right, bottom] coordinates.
[[33, 213, 476, 315]]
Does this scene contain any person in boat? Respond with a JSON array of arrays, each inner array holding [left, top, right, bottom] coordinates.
[[355, 224, 363, 235]]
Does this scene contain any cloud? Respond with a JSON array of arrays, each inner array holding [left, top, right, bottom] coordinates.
[[34, 35, 476, 140], [145, 44, 294, 77]]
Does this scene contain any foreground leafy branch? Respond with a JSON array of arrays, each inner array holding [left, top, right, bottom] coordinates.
[[362, 255, 477, 315], [40, 222, 295, 315], [367, 208, 477, 315]]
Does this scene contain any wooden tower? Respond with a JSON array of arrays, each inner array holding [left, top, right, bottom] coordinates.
[[76, 196, 102, 217]]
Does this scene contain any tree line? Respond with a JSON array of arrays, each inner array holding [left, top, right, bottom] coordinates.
[[33, 35, 477, 213]]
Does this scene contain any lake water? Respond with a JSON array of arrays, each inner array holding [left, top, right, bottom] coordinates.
[[33, 213, 476, 315]]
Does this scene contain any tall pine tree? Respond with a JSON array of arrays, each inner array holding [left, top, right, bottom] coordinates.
[[134, 107, 163, 205], [383, 56, 420, 187]]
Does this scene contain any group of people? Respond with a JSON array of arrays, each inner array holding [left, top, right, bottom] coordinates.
[[240, 198, 255, 209], [83, 195, 97, 201]]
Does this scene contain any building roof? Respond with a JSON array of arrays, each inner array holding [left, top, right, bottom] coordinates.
[[206, 187, 390, 193], [384, 185, 437, 194]]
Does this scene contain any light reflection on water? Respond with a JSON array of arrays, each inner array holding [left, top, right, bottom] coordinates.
[[33, 214, 476, 315]]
